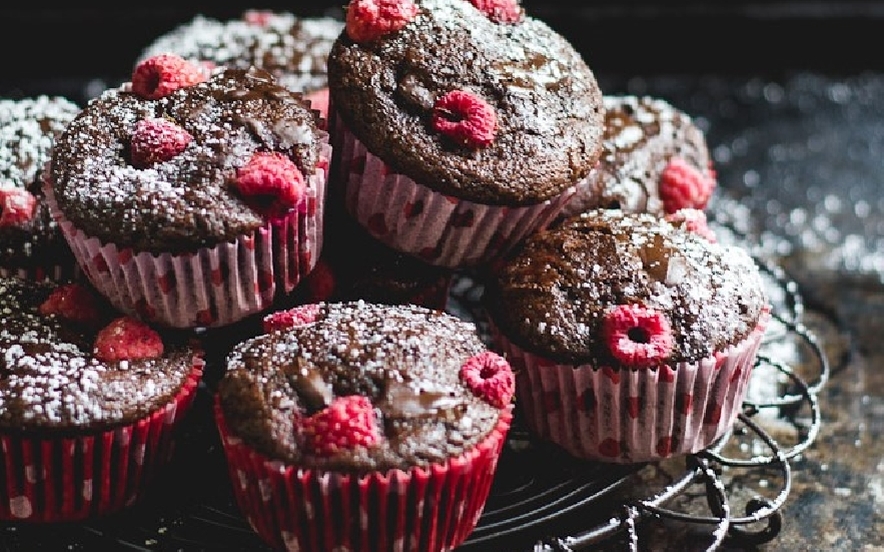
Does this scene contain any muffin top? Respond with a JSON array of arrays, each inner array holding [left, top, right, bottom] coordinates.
[[0, 277, 200, 433], [486, 209, 768, 366], [49, 60, 323, 254], [560, 95, 715, 219], [327, 0, 604, 206], [137, 11, 343, 95], [218, 301, 514, 472], [0, 96, 80, 269]]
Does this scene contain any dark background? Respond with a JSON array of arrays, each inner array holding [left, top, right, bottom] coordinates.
[[1, 2, 883, 550], [0, 1, 881, 102]]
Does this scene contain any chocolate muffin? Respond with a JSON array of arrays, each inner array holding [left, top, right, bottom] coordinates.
[[215, 301, 514, 551], [326, 0, 605, 267], [46, 56, 330, 328], [485, 209, 770, 463], [137, 10, 344, 96], [0, 276, 204, 521], [0, 96, 81, 280], [559, 95, 716, 220]]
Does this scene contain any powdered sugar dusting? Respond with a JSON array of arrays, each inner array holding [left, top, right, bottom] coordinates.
[[488, 209, 767, 365], [560, 94, 712, 219], [0, 277, 196, 430], [328, 0, 604, 204], [220, 300, 505, 471], [0, 96, 80, 191], [0, 96, 81, 271], [49, 68, 322, 254]]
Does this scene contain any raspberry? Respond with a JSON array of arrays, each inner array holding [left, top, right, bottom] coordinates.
[[131, 53, 208, 100], [300, 396, 380, 456], [469, 0, 523, 23], [93, 316, 164, 362], [39, 282, 104, 326], [432, 90, 497, 149], [0, 187, 37, 228], [303, 259, 337, 302], [601, 304, 674, 368], [459, 351, 514, 409], [659, 157, 715, 214], [665, 208, 717, 242], [130, 118, 193, 169], [263, 304, 321, 333], [243, 10, 275, 26], [345, 0, 419, 43], [234, 152, 306, 219]]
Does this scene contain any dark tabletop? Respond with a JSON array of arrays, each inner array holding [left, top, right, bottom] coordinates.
[[1, 4, 882, 551]]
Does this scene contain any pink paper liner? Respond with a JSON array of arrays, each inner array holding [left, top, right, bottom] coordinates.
[[43, 140, 330, 329], [492, 307, 771, 463], [329, 110, 579, 268], [0, 355, 204, 522], [214, 396, 512, 552]]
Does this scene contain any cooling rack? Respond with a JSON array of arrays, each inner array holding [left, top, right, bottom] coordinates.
[[0, 221, 829, 552]]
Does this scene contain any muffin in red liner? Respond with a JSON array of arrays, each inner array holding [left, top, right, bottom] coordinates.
[[45, 55, 329, 329], [0, 96, 81, 282], [0, 277, 204, 522], [326, 0, 605, 268], [215, 301, 514, 551], [485, 209, 771, 463]]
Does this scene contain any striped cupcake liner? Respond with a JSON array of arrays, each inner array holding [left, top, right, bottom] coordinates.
[[492, 307, 771, 463], [0, 355, 204, 522], [329, 111, 578, 269], [43, 140, 330, 329], [214, 397, 512, 552]]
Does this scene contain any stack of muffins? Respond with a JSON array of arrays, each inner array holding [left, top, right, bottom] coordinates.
[[0, 2, 770, 551]]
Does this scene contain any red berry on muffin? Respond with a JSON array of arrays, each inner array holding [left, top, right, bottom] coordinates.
[[129, 118, 193, 168], [345, 0, 419, 43], [130, 53, 208, 99], [432, 90, 498, 149], [94, 316, 164, 362]]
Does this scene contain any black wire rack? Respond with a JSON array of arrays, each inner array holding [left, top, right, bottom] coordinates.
[[0, 221, 829, 552]]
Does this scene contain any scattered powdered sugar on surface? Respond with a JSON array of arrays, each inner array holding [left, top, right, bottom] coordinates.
[[661, 73, 884, 342], [604, 74, 883, 321]]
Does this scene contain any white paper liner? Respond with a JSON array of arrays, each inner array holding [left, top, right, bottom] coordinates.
[[492, 308, 771, 463], [43, 140, 330, 329], [330, 112, 580, 268]]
